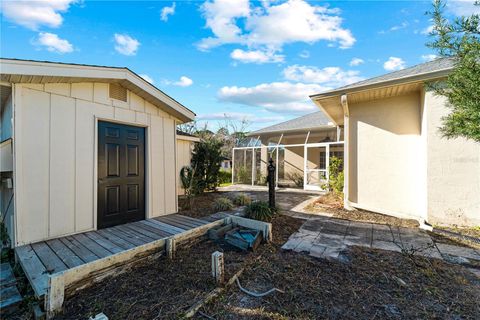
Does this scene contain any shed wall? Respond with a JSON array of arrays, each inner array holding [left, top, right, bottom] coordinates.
[[176, 139, 193, 196], [14, 83, 179, 246]]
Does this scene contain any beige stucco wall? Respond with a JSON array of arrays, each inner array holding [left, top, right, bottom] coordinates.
[[347, 92, 424, 219], [13, 82, 179, 246], [176, 139, 194, 196], [423, 90, 480, 226]]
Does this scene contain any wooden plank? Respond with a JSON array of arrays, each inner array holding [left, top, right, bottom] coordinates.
[[60, 237, 98, 263], [172, 214, 209, 227], [147, 219, 185, 234], [0, 285, 22, 310], [132, 221, 172, 238], [84, 231, 124, 254], [0, 263, 16, 287], [15, 245, 48, 297], [156, 216, 196, 230], [139, 220, 176, 237], [160, 215, 200, 228], [111, 226, 154, 245], [96, 229, 137, 249], [122, 223, 164, 241], [46, 239, 84, 268], [71, 233, 112, 258], [101, 228, 145, 247], [31, 242, 68, 274]]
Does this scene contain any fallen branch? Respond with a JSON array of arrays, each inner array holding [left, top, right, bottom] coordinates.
[[235, 277, 284, 297]]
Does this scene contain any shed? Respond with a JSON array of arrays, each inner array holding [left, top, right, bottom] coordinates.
[[176, 130, 200, 195], [0, 58, 196, 246]]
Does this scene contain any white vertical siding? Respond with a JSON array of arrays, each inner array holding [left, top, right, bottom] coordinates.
[[14, 83, 180, 246], [49, 94, 76, 236], [176, 139, 193, 196]]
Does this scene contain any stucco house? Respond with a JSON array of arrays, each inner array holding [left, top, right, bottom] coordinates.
[[233, 111, 344, 191], [0, 58, 196, 247], [311, 58, 479, 227]]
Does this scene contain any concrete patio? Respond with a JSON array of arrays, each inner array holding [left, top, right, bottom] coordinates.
[[282, 216, 480, 272]]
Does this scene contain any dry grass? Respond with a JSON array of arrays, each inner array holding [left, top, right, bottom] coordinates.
[[304, 194, 419, 228]]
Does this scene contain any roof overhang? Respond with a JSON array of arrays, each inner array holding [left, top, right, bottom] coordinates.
[[310, 68, 452, 125], [247, 125, 337, 137], [0, 58, 196, 123], [176, 134, 200, 142]]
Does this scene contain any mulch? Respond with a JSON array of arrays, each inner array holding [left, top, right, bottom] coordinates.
[[304, 195, 419, 228], [200, 216, 480, 320], [178, 192, 233, 219]]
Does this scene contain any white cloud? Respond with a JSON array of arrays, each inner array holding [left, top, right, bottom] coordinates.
[[34, 32, 73, 54], [198, 0, 355, 62], [349, 58, 364, 66], [383, 57, 406, 71], [299, 50, 310, 58], [114, 33, 140, 56], [230, 48, 284, 64], [421, 25, 434, 35], [197, 112, 284, 123], [282, 65, 364, 87], [160, 2, 176, 21], [139, 74, 154, 84], [218, 82, 326, 113], [175, 76, 193, 87], [447, 0, 480, 16], [421, 54, 438, 62], [0, 0, 78, 30]]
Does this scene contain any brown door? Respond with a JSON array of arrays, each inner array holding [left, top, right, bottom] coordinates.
[[97, 121, 145, 229]]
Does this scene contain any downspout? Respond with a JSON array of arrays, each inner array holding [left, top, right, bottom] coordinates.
[[340, 94, 353, 210]]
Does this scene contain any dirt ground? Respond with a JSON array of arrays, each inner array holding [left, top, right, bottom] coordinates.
[[200, 217, 480, 320], [304, 194, 419, 228]]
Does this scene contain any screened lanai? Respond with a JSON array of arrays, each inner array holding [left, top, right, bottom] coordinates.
[[232, 111, 344, 191]]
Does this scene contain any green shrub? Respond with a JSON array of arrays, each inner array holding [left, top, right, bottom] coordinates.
[[191, 139, 224, 192], [322, 156, 344, 197], [236, 166, 250, 184], [244, 201, 274, 222], [213, 197, 234, 212], [286, 171, 304, 188], [233, 193, 252, 206], [218, 170, 232, 184]]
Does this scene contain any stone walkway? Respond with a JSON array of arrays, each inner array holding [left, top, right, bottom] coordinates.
[[282, 216, 480, 270]]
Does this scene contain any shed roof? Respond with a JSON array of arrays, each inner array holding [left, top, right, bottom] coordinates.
[[0, 58, 195, 122], [248, 111, 333, 136]]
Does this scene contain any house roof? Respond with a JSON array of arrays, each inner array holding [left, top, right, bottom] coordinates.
[[176, 130, 200, 142], [0, 58, 195, 122], [248, 111, 334, 136], [311, 57, 455, 99], [310, 57, 455, 126]]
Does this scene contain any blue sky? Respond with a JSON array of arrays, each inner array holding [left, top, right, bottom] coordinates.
[[1, 0, 478, 131]]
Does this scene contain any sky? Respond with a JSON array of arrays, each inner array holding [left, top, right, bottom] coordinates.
[[1, 0, 478, 131]]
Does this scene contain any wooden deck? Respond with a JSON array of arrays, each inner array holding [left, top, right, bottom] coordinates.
[[15, 214, 219, 299]]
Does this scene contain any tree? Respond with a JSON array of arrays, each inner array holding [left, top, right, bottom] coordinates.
[[427, 0, 480, 142], [190, 138, 224, 192]]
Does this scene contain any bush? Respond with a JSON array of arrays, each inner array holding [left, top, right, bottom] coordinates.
[[218, 170, 231, 184], [286, 171, 304, 188], [191, 139, 224, 193], [322, 156, 344, 197], [236, 166, 250, 184], [233, 193, 252, 206], [212, 197, 234, 212], [244, 201, 274, 222]]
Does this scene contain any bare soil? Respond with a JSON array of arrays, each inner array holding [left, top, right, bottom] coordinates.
[[304, 194, 419, 228], [200, 217, 480, 320]]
